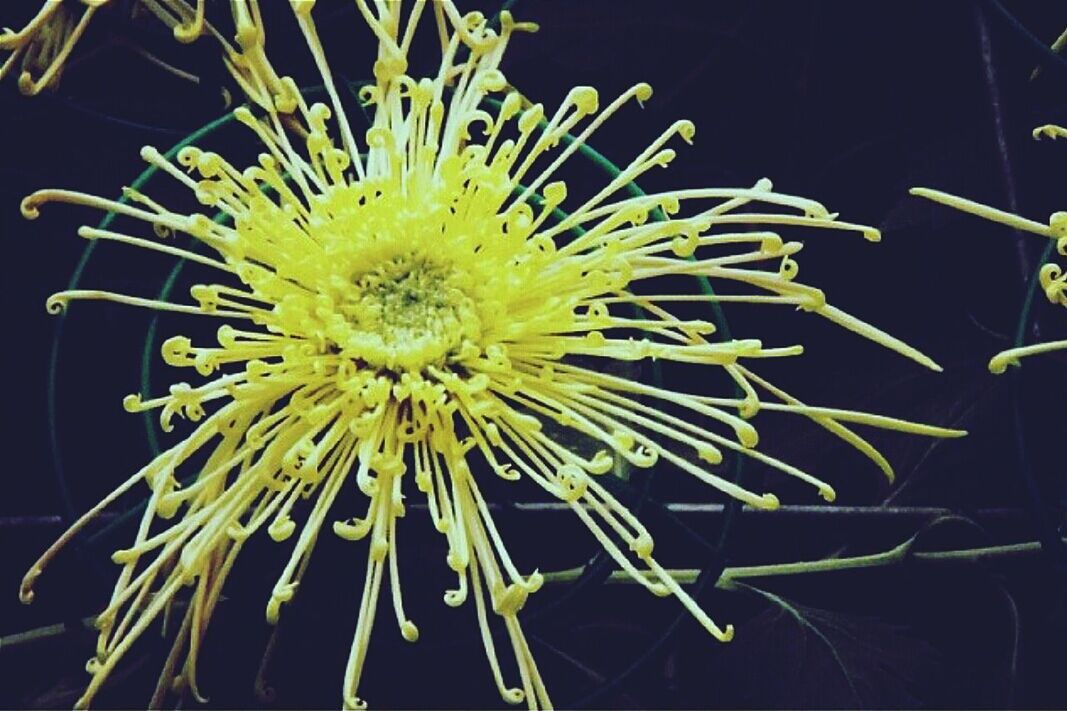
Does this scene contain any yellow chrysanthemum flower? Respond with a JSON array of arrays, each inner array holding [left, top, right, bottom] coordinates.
[[1, 0, 211, 95], [912, 124, 1067, 373], [20, 2, 963, 708]]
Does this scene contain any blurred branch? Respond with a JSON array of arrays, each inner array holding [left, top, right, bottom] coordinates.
[[984, 0, 1067, 81]]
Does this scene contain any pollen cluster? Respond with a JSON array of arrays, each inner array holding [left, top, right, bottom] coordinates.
[[345, 254, 479, 368], [19, 2, 964, 709]]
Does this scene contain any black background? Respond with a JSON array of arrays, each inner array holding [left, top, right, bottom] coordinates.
[[2, 1, 1067, 708]]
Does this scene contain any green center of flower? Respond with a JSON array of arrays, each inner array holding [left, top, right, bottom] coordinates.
[[341, 254, 482, 371]]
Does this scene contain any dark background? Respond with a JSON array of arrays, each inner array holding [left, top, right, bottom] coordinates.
[[2, 1, 1067, 708]]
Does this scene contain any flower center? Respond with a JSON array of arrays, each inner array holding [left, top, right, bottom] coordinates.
[[339, 254, 481, 372]]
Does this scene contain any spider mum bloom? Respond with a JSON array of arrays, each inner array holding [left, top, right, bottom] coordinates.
[[21, 2, 964, 708], [913, 124, 1067, 373], [1, 0, 210, 95]]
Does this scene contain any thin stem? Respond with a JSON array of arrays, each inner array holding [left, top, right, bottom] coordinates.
[[915, 540, 1041, 562], [0, 616, 96, 649], [540, 536, 1059, 588]]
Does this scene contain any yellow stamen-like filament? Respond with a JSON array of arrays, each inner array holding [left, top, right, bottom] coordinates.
[[988, 339, 1067, 373], [912, 175, 1067, 372]]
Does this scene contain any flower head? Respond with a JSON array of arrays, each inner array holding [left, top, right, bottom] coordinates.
[[22, 2, 963, 708], [912, 123, 1067, 372]]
